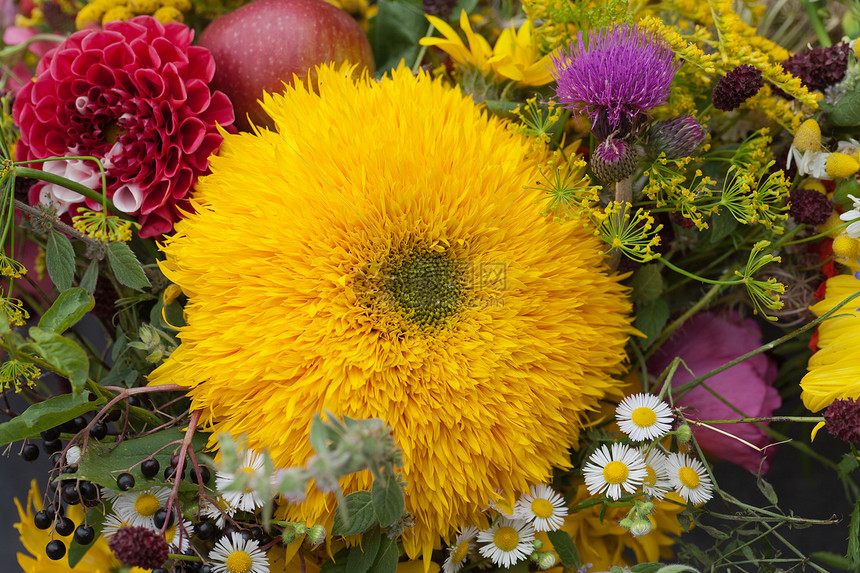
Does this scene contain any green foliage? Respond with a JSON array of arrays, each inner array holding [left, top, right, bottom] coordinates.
[[38, 287, 95, 334], [0, 393, 103, 446], [546, 529, 580, 569], [333, 491, 377, 536], [372, 471, 405, 528], [635, 298, 670, 346], [46, 230, 75, 292], [106, 241, 151, 290], [26, 327, 89, 394], [372, 0, 425, 75]]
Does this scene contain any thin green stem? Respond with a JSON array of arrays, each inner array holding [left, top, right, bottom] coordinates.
[[412, 23, 435, 73], [15, 165, 128, 218], [798, 0, 831, 47], [657, 257, 742, 285], [693, 416, 824, 424]]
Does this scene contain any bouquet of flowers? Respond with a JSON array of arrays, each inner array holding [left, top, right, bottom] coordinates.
[[1, 0, 860, 571]]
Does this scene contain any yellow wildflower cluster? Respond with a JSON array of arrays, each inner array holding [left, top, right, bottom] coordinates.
[[591, 202, 663, 263], [719, 166, 789, 234], [522, 0, 632, 52], [509, 97, 562, 148], [668, 0, 714, 26], [0, 297, 29, 327], [76, 0, 189, 28], [0, 254, 27, 279], [643, 155, 717, 230], [745, 85, 805, 133], [72, 208, 136, 242], [0, 360, 41, 393]]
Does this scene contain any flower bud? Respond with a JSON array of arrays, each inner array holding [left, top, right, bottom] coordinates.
[[591, 138, 638, 183], [281, 525, 296, 544], [676, 423, 693, 443], [307, 524, 326, 546], [538, 552, 557, 570], [630, 518, 653, 537], [712, 65, 763, 111], [645, 116, 705, 159]]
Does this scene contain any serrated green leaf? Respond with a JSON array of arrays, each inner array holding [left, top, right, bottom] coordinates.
[[106, 241, 150, 290], [634, 298, 669, 345], [28, 327, 89, 395], [46, 230, 75, 292], [73, 429, 209, 492], [39, 288, 95, 334], [848, 497, 860, 567], [80, 260, 99, 294], [546, 529, 580, 569], [0, 393, 102, 446], [829, 87, 860, 127], [756, 475, 778, 505], [631, 564, 663, 573], [372, 472, 404, 528], [837, 454, 860, 480], [319, 548, 350, 573], [68, 506, 105, 567], [332, 491, 377, 536], [346, 527, 381, 573], [369, 535, 398, 573], [373, 0, 425, 74], [631, 264, 664, 302]]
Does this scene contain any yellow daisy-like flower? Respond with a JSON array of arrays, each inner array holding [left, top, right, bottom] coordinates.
[[14, 481, 148, 573], [148, 64, 634, 560], [420, 11, 558, 86], [801, 274, 860, 412]]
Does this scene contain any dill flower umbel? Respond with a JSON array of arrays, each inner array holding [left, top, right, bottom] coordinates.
[[148, 64, 635, 560], [552, 24, 681, 139]]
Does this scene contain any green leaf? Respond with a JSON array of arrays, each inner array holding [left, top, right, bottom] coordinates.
[[838, 453, 860, 480], [372, 472, 404, 528], [0, 311, 9, 334], [709, 208, 738, 244], [631, 264, 664, 303], [308, 415, 330, 454], [696, 524, 730, 540], [634, 298, 669, 346], [68, 506, 104, 567], [80, 260, 99, 294], [756, 475, 778, 505], [28, 327, 89, 395], [39, 288, 95, 334], [319, 550, 349, 573], [547, 529, 580, 569], [73, 428, 209, 492], [631, 564, 663, 573], [848, 497, 860, 567], [345, 527, 382, 573], [150, 297, 185, 330], [656, 566, 700, 573], [106, 241, 150, 290], [332, 490, 377, 536], [829, 86, 860, 127], [485, 100, 523, 118], [368, 535, 399, 573], [373, 0, 426, 75], [811, 550, 854, 570], [0, 393, 102, 446], [46, 230, 75, 292]]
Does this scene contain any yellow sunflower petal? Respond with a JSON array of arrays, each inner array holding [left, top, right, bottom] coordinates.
[[149, 64, 634, 562]]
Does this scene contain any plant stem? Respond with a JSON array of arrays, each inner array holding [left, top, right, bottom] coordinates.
[[798, 0, 831, 47], [692, 416, 824, 424], [15, 166, 127, 218]]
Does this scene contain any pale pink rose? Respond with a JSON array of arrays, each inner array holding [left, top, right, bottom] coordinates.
[[648, 311, 781, 474]]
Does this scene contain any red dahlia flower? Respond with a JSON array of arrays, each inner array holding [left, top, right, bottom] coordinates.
[[13, 16, 234, 238]]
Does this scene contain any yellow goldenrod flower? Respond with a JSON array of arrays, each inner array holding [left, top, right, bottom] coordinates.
[[152, 5, 182, 22], [102, 5, 134, 24], [148, 64, 635, 562]]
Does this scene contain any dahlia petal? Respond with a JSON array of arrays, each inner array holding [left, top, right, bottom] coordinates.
[[178, 117, 206, 153], [185, 81, 211, 114], [112, 182, 145, 213], [134, 67, 167, 99], [187, 46, 216, 83], [86, 64, 118, 88]]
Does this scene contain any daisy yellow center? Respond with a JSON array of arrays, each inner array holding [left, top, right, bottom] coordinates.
[[678, 466, 700, 489], [644, 465, 657, 487], [603, 460, 629, 484], [452, 540, 471, 562], [134, 494, 160, 517], [241, 466, 256, 493], [226, 550, 253, 573], [631, 406, 657, 427], [493, 526, 521, 552], [531, 498, 555, 519]]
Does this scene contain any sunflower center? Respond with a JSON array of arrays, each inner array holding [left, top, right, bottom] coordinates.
[[631, 406, 657, 427], [452, 540, 470, 562], [493, 526, 521, 552], [531, 498, 555, 518], [603, 460, 629, 484], [644, 465, 657, 487], [382, 251, 467, 329], [678, 466, 700, 489], [226, 550, 253, 573], [134, 494, 160, 517]]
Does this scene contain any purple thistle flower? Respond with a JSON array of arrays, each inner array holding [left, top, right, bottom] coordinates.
[[552, 25, 681, 139]]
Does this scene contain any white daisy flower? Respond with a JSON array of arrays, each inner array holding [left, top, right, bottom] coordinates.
[[112, 486, 171, 529], [665, 453, 713, 505], [840, 194, 860, 238], [208, 531, 270, 573], [100, 513, 130, 540], [582, 443, 647, 500], [163, 518, 194, 553], [615, 393, 673, 442], [476, 518, 536, 569], [215, 449, 266, 512], [100, 487, 119, 504], [513, 484, 568, 532], [200, 495, 238, 529], [639, 448, 671, 500], [443, 526, 479, 573]]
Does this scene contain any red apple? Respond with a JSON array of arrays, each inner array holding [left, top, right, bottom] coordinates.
[[199, 0, 374, 130]]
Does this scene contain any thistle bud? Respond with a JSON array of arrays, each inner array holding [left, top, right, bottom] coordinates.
[[591, 138, 638, 183], [645, 116, 705, 159], [676, 423, 693, 443]]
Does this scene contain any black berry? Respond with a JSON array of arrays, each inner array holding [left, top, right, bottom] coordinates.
[[55, 516, 75, 536], [79, 481, 98, 501], [74, 524, 95, 545], [152, 569, 168, 573], [117, 472, 135, 491], [140, 458, 160, 478], [42, 439, 63, 455], [164, 466, 185, 480], [190, 466, 210, 485], [71, 416, 87, 432], [107, 409, 121, 422], [195, 521, 215, 540], [33, 510, 52, 530], [41, 427, 61, 441], [89, 422, 107, 440], [154, 508, 174, 529], [169, 453, 182, 468], [45, 540, 66, 560], [21, 443, 39, 462]]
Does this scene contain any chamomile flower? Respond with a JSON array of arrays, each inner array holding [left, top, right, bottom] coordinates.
[[443, 526, 479, 573], [840, 194, 860, 238], [100, 513, 130, 540], [200, 495, 237, 529], [476, 518, 536, 569], [665, 453, 713, 505], [113, 486, 171, 529], [513, 484, 568, 532], [615, 393, 673, 441], [639, 448, 671, 500], [582, 443, 647, 500], [215, 449, 266, 512], [209, 531, 270, 573], [164, 518, 194, 553]]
